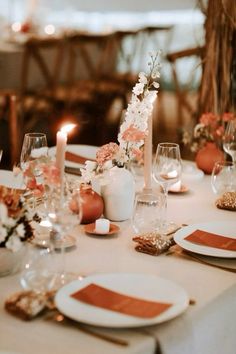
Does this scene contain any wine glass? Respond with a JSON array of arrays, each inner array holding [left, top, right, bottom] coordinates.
[[20, 133, 48, 208], [46, 186, 83, 288], [132, 191, 165, 234], [153, 143, 182, 234], [211, 161, 236, 195], [223, 119, 236, 164], [20, 132, 48, 171]]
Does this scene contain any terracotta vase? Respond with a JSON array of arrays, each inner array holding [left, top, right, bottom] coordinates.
[[195, 142, 225, 175], [70, 184, 104, 224]]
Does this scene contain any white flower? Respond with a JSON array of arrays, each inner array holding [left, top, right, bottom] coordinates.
[[0, 203, 8, 224], [132, 83, 145, 96], [103, 160, 113, 170], [5, 217, 16, 228], [6, 235, 22, 252], [0, 225, 7, 243], [152, 81, 160, 89], [84, 160, 97, 172], [138, 72, 148, 84], [16, 223, 25, 238]]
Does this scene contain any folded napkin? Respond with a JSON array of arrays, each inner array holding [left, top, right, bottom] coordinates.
[[65, 151, 95, 164], [185, 229, 236, 251], [71, 283, 172, 318], [132, 231, 175, 256]]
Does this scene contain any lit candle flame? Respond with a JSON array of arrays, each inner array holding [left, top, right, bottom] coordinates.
[[61, 124, 76, 134]]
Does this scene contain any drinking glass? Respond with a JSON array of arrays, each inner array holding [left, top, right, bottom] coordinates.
[[0, 150, 2, 163], [20, 133, 48, 172], [47, 186, 82, 288], [132, 192, 165, 234], [153, 143, 182, 233], [211, 161, 236, 195], [223, 119, 236, 163], [20, 243, 57, 294], [20, 133, 48, 209]]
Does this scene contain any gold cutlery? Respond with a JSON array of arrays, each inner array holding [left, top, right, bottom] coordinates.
[[45, 311, 129, 347]]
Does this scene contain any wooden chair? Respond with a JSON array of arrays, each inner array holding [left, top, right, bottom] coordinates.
[[166, 46, 205, 127], [20, 36, 67, 132], [0, 90, 20, 166], [65, 31, 141, 144]]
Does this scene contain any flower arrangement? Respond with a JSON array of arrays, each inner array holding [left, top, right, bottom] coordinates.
[[81, 52, 161, 183], [183, 112, 235, 153], [0, 186, 35, 252]]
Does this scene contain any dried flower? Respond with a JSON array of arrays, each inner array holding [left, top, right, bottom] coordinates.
[[80, 52, 161, 183], [0, 186, 34, 252], [183, 112, 236, 152]]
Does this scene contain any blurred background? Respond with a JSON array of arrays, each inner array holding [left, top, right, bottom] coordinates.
[[0, 0, 214, 167]]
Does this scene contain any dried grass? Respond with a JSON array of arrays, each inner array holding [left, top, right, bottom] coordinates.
[[198, 0, 236, 114]]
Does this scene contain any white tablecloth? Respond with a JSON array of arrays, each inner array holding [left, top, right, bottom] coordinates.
[[0, 166, 236, 354]]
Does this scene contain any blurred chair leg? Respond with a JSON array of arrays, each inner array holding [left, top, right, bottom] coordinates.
[[9, 94, 20, 166]]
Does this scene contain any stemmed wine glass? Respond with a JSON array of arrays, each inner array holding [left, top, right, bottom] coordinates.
[[153, 143, 182, 234], [47, 185, 83, 288], [20, 133, 48, 209], [223, 119, 236, 164]]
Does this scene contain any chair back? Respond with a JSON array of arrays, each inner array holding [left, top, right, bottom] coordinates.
[[20, 37, 66, 96]]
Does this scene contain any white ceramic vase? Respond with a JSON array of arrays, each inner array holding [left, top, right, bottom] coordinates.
[[101, 166, 135, 221], [0, 246, 26, 277]]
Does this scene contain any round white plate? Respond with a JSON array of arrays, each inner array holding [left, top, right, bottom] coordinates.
[[49, 144, 98, 168], [55, 273, 189, 328], [0, 169, 24, 189], [174, 221, 236, 258]]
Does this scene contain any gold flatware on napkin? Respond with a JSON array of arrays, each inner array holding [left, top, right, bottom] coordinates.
[[167, 245, 236, 273]]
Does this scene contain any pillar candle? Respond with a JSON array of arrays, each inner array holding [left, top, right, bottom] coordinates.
[[143, 113, 153, 192], [56, 130, 67, 183]]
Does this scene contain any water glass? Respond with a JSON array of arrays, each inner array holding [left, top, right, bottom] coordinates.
[[132, 192, 165, 234], [211, 161, 236, 195], [223, 119, 236, 163], [20, 244, 56, 294]]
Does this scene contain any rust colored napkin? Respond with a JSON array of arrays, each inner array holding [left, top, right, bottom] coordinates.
[[71, 283, 172, 319], [65, 151, 95, 164], [185, 229, 236, 251]]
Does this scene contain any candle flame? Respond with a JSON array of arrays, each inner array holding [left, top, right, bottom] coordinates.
[[61, 124, 76, 134]]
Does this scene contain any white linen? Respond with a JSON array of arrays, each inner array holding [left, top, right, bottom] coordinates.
[[0, 160, 235, 354]]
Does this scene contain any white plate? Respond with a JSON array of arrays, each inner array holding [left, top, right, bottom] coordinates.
[[0, 169, 24, 189], [49, 144, 98, 168], [174, 221, 236, 258], [55, 273, 189, 328]]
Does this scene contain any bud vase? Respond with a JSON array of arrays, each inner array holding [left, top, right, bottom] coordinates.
[[101, 166, 135, 221], [195, 142, 224, 175]]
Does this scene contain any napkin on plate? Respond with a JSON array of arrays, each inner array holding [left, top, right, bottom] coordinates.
[[65, 151, 95, 164], [184, 229, 236, 251], [71, 283, 172, 318]]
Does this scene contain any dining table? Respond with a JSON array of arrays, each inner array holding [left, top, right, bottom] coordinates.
[[0, 145, 235, 354]]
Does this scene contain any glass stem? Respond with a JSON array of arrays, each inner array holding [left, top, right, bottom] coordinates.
[[162, 186, 168, 231]]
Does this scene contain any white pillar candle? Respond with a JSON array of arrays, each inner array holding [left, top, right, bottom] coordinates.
[[56, 130, 67, 182], [95, 219, 110, 234], [144, 113, 153, 191]]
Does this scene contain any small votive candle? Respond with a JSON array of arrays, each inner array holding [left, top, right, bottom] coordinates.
[[95, 219, 110, 234], [170, 180, 181, 192]]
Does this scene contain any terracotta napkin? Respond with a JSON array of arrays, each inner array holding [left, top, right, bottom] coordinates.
[[185, 229, 236, 251], [71, 283, 172, 318], [65, 151, 95, 165]]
